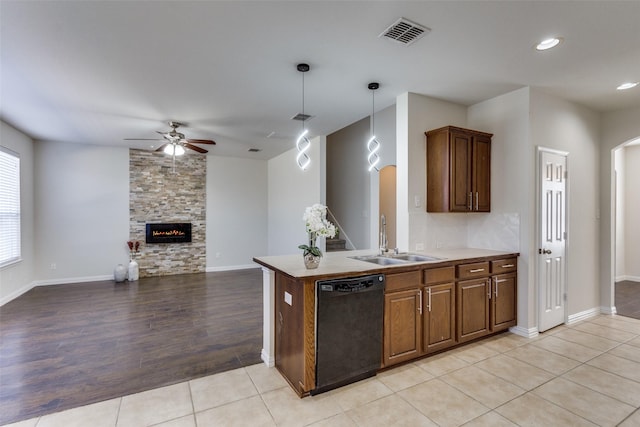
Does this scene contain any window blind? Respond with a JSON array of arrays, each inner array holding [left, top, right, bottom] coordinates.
[[0, 146, 21, 267]]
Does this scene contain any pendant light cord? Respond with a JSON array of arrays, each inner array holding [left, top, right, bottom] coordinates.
[[371, 89, 375, 136]]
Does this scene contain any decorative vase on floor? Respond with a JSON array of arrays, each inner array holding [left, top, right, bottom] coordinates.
[[303, 253, 321, 269], [128, 260, 139, 281], [114, 264, 127, 282]]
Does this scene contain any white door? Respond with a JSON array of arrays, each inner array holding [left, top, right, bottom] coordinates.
[[538, 148, 568, 332]]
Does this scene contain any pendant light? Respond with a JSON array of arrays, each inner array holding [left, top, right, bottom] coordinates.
[[295, 63, 311, 170], [367, 82, 381, 172]]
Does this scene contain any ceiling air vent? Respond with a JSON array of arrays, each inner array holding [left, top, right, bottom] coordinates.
[[248, 148, 261, 153], [292, 113, 312, 121], [379, 17, 430, 46]]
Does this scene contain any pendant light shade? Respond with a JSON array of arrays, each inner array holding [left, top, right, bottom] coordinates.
[[295, 63, 311, 170], [367, 82, 381, 172]]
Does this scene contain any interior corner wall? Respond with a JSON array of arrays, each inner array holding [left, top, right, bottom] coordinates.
[[623, 145, 640, 281], [34, 141, 129, 283], [403, 92, 467, 252], [467, 87, 531, 329], [206, 156, 267, 270], [326, 116, 370, 250], [0, 121, 35, 305], [530, 90, 601, 319], [615, 147, 626, 280], [267, 137, 323, 256], [600, 107, 640, 312]]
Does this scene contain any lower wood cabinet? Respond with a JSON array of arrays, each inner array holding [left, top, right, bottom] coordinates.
[[492, 272, 517, 331], [423, 282, 456, 353], [383, 289, 422, 366], [383, 257, 517, 368], [456, 277, 491, 343]]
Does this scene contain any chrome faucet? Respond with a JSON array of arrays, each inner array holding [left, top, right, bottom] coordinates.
[[379, 214, 388, 255]]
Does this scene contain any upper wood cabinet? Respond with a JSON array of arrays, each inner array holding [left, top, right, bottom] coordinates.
[[425, 126, 492, 212]]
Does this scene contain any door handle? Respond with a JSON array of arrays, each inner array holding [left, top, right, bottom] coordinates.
[[475, 192, 479, 210], [468, 192, 473, 211], [538, 248, 552, 255], [427, 288, 432, 313], [418, 290, 423, 314], [487, 279, 492, 299]]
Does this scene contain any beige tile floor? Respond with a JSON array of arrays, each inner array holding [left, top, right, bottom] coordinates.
[[5, 314, 640, 427]]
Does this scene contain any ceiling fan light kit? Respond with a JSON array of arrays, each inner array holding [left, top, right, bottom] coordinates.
[[125, 121, 216, 158]]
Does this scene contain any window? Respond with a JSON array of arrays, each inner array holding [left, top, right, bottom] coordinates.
[[0, 146, 21, 267]]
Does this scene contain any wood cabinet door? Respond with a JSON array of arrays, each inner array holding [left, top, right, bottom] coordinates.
[[472, 135, 491, 212], [449, 131, 472, 212], [456, 278, 490, 343], [423, 283, 456, 353], [491, 272, 517, 331], [383, 289, 422, 366]]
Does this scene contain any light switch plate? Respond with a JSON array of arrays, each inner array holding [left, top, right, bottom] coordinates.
[[284, 291, 292, 306]]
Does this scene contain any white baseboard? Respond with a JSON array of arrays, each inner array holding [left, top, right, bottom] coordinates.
[[600, 305, 617, 315], [261, 349, 275, 367], [616, 275, 640, 282], [0, 281, 36, 306], [509, 325, 539, 338], [206, 263, 259, 272], [567, 307, 601, 324], [34, 275, 113, 287]]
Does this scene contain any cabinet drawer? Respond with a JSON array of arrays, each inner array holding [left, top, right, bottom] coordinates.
[[423, 266, 455, 285], [456, 262, 490, 279], [385, 271, 421, 292], [491, 258, 517, 274]]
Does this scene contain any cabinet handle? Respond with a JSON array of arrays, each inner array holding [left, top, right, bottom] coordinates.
[[418, 290, 423, 314], [501, 264, 515, 268], [494, 278, 507, 297], [427, 288, 432, 313], [488, 279, 492, 299], [475, 192, 479, 211], [469, 268, 485, 273], [469, 192, 473, 211]]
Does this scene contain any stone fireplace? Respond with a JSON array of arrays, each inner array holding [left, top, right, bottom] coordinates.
[[129, 149, 206, 277]]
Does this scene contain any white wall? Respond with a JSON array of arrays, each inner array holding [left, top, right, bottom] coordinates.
[[530, 90, 601, 319], [34, 141, 130, 283], [0, 122, 36, 304], [267, 137, 323, 256], [624, 145, 640, 280], [399, 92, 467, 253], [206, 156, 268, 270], [326, 117, 371, 249], [600, 107, 640, 312], [467, 87, 530, 328], [615, 147, 626, 280]]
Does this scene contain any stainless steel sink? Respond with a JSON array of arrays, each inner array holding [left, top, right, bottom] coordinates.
[[349, 253, 443, 265], [391, 253, 442, 262], [349, 255, 408, 265]]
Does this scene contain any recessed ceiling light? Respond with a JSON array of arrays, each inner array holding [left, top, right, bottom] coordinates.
[[617, 82, 639, 90], [536, 37, 562, 51]]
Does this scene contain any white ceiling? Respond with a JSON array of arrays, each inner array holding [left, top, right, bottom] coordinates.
[[1, 1, 639, 160]]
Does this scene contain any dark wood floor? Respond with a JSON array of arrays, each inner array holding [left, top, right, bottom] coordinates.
[[616, 280, 640, 320], [0, 269, 263, 425]]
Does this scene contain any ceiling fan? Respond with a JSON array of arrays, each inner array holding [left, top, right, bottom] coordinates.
[[125, 121, 216, 154]]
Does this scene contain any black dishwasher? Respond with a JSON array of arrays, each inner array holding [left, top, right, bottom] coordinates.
[[312, 274, 385, 395]]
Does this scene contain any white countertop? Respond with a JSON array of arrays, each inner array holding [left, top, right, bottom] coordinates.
[[253, 247, 518, 279]]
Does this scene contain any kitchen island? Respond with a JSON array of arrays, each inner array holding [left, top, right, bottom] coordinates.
[[253, 248, 519, 396]]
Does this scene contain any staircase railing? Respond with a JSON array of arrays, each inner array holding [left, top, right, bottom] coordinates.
[[326, 207, 357, 250]]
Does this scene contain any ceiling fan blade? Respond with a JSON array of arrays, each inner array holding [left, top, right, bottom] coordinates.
[[184, 143, 208, 153], [124, 138, 164, 141], [155, 143, 169, 152], [186, 139, 216, 145]]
